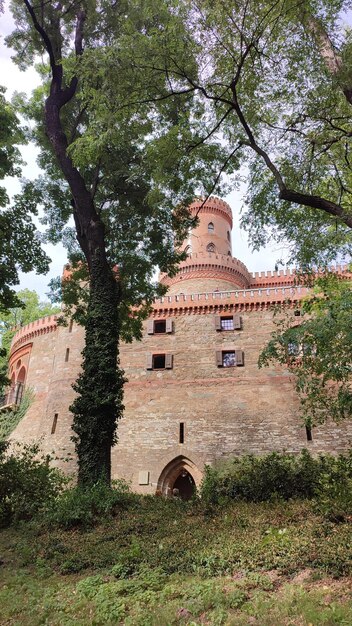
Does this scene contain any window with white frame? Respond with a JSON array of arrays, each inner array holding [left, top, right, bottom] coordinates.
[[214, 314, 242, 331]]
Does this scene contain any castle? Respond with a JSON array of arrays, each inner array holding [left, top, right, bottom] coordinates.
[[4, 197, 352, 498]]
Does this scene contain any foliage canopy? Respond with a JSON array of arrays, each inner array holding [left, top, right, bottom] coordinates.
[[260, 275, 352, 424]]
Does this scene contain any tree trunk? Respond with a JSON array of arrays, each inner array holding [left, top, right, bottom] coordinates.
[[70, 248, 124, 485], [22, 2, 124, 487]]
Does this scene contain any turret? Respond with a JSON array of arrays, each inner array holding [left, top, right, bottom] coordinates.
[[160, 197, 251, 294], [185, 197, 233, 257]]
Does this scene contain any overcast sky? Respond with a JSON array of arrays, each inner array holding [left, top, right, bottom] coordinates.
[[1, 2, 291, 301]]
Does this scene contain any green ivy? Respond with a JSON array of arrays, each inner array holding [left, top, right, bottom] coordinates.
[[0, 388, 34, 441], [70, 251, 124, 486]]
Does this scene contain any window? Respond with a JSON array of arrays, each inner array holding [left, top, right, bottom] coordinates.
[[227, 250, 231, 256], [147, 319, 173, 334], [221, 316, 234, 331], [69, 319, 73, 332], [287, 341, 300, 356], [214, 314, 242, 331], [51, 413, 58, 435], [306, 425, 313, 442], [146, 353, 173, 369], [227, 231, 230, 241], [184, 245, 191, 255], [206, 243, 216, 253], [294, 310, 301, 317], [222, 351, 236, 367], [65, 348, 70, 362], [179, 422, 184, 444], [153, 354, 166, 369], [154, 320, 166, 334], [216, 350, 244, 367], [302, 342, 316, 356], [208, 222, 214, 233]]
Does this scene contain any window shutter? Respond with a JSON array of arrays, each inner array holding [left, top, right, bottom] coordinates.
[[166, 319, 173, 334], [214, 315, 221, 331], [165, 353, 173, 369], [215, 351, 223, 367], [147, 320, 154, 335], [146, 353, 153, 369], [235, 350, 244, 366], [233, 314, 242, 330]]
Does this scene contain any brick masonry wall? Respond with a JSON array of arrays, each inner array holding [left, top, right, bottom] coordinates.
[[8, 303, 352, 492], [167, 277, 244, 294], [114, 309, 352, 492], [9, 321, 82, 474]]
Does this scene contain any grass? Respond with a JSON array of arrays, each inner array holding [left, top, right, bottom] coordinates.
[[0, 498, 352, 625]]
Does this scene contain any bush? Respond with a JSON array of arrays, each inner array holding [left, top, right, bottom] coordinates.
[[0, 441, 66, 527], [200, 450, 352, 505], [44, 479, 138, 529], [314, 453, 352, 522]]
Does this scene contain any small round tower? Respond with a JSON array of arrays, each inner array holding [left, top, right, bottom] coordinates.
[[160, 196, 251, 294]]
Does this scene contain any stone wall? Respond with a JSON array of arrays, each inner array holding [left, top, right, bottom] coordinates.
[[7, 285, 352, 492], [113, 308, 352, 493]]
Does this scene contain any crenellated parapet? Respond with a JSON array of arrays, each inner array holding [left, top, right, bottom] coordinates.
[[150, 284, 310, 316], [249, 264, 352, 288], [188, 197, 233, 228], [160, 251, 251, 291], [10, 315, 59, 354]]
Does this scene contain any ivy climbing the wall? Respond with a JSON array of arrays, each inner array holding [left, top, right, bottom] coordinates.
[[0, 389, 34, 442]]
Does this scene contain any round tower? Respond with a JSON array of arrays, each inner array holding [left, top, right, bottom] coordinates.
[[160, 196, 251, 294]]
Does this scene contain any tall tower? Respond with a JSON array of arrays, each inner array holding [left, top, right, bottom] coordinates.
[[160, 196, 251, 294]]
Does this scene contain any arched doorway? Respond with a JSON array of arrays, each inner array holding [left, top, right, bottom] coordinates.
[[172, 470, 196, 500], [157, 456, 202, 500]]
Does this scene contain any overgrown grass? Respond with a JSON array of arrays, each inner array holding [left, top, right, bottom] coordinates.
[[1, 448, 352, 623], [1, 498, 352, 624]]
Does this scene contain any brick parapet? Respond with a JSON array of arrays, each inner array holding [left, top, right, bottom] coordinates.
[[249, 264, 352, 288], [9, 265, 351, 355], [189, 197, 233, 228], [151, 285, 309, 316], [160, 252, 251, 290], [10, 315, 59, 354]]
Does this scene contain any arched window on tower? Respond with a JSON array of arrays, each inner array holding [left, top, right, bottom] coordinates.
[[208, 222, 214, 233], [206, 243, 216, 253], [227, 231, 231, 241], [184, 245, 191, 255]]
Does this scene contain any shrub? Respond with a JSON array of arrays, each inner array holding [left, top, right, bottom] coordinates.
[[200, 450, 352, 505], [0, 441, 65, 527], [44, 479, 138, 529], [314, 452, 352, 522]]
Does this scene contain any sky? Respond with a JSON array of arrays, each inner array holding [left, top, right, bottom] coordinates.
[[0, 2, 290, 301]]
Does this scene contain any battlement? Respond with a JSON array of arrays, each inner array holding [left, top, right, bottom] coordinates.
[[10, 315, 59, 353], [251, 268, 295, 279], [189, 196, 233, 227], [160, 251, 251, 290], [151, 284, 310, 314], [250, 264, 352, 287]]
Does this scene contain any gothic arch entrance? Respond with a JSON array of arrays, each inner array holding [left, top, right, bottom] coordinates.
[[157, 456, 202, 500]]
